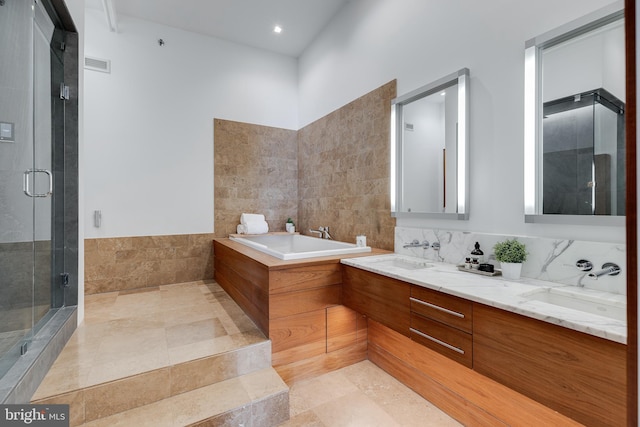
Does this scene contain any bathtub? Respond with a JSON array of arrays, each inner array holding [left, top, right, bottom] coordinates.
[[229, 234, 371, 260]]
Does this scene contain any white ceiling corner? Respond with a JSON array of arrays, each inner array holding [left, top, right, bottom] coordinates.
[[85, 0, 350, 58]]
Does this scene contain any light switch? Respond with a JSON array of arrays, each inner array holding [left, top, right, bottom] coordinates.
[[0, 122, 15, 142]]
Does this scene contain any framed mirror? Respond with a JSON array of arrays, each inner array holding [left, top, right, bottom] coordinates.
[[524, 1, 624, 225], [391, 68, 469, 219]]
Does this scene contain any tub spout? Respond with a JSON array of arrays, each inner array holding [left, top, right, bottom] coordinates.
[[309, 229, 322, 238], [309, 226, 332, 239], [587, 263, 621, 280]]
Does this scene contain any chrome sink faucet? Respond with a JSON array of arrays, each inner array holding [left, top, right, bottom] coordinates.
[[309, 226, 332, 239], [575, 259, 621, 286], [403, 239, 430, 249]]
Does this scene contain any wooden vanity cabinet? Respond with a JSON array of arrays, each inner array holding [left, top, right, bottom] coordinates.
[[342, 265, 410, 336], [473, 303, 626, 427], [342, 265, 626, 426], [410, 286, 473, 367]]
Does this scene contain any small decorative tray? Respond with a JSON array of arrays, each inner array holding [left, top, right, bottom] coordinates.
[[456, 265, 502, 277]]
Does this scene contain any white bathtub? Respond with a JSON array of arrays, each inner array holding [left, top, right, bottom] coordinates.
[[229, 234, 371, 260]]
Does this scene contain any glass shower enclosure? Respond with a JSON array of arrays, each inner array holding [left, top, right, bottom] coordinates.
[[0, 0, 78, 403], [542, 88, 625, 216]]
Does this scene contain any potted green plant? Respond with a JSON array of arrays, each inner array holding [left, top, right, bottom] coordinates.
[[286, 218, 295, 233], [493, 239, 527, 280]]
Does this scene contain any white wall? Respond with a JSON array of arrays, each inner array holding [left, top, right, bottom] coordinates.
[[298, 0, 623, 243], [543, 20, 624, 102], [83, 10, 298, 238]]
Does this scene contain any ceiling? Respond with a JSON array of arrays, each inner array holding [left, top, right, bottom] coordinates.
[[85, 0, 350, 58]]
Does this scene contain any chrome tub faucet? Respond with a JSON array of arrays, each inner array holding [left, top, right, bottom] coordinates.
[[309, 226, 332, 239]]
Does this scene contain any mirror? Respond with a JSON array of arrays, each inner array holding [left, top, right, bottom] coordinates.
[[524, 2, 624, 225], [391, 68, 469, 219]]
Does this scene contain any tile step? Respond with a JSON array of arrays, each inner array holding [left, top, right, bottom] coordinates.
[[32, 340, 276, 425], [80, 367, 289, 427]]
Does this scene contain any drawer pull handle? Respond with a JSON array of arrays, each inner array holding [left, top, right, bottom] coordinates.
[[410, 297, 465, 318], [410, 328, 465, 355]]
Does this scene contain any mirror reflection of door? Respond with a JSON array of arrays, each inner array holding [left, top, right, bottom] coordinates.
[[401, 85, 458, 213], [540, 17, 624, 216]]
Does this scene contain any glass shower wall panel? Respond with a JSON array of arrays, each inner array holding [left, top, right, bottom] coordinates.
[[542, 105, 595, 215], [0, 0, 37, 378]]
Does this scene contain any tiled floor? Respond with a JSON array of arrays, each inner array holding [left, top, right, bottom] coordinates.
[[32, 280, 461, 426], [281, 360, 462, 427], [32, 281, 266, 400]]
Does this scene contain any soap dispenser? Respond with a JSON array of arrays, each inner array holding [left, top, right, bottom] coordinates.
[[470, 242, 484, 263]]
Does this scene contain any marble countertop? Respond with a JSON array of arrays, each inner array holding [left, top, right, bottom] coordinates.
[[341, 253, 627, 344]]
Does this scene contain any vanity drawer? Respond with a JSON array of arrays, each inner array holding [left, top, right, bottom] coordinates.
[[410, 286, 472, 333], [410, 313, 473, 368]]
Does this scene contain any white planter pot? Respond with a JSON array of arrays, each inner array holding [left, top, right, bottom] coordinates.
[[500, 262, 522, 280]]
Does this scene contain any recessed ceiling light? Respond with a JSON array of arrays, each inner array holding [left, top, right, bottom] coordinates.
[[274, 25, 282, 34], [440, 91, 446, 96]]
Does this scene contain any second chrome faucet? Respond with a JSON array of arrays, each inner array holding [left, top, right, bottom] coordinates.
[[403, 239, 440, 250]]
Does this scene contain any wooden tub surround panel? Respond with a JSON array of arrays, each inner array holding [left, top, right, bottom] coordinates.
[[213, 238, 388, 383], [212, 241, 270, 333]]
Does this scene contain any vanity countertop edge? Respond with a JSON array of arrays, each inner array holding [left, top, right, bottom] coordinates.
[[341, 254, 627, 344]]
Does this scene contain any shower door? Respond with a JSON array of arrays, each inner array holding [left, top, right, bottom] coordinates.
[[0, 0, 65, 380]]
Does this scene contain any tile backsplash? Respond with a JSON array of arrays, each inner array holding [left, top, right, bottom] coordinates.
[[395, 227, 626, 295]]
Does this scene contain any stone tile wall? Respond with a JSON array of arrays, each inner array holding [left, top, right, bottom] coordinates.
[[84, 234, 214, 295], [297, 81, 397, 250], [214, 119, 298, 237], [213, 82, 396, 249]]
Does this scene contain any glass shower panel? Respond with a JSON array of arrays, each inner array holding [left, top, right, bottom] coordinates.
[[593, 97, 625, 215], [542, 89, 624, 216], [0, 0, 36, 377], [0, 0, 61, 380], [542, 104, 595, 215]]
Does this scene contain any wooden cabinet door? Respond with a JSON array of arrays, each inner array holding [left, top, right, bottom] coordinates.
[[342, 266, 410, 336], [473, 303, 626, 427]]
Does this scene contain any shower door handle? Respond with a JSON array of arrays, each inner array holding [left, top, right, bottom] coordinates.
[[23, 169, 53, 197]]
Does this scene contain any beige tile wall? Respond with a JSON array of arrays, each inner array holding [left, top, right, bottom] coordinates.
[[213, 82, 396, 249], [297, 81, 397, 250], [214, 119, 299, 237], [84, 234, 214, 295]]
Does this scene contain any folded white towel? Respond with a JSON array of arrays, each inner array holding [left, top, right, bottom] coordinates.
[[240, 213, 265, 225], [236, 224, 248, 234], [244, 220, 269, 235]]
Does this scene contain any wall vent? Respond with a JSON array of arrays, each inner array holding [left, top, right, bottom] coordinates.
[[84, 56, 111, 73], [404, 122, 414, 131]]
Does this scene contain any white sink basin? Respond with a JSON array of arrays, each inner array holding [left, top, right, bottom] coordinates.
[[361, 255, 435, 270], [523, 289, 626, 321]]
